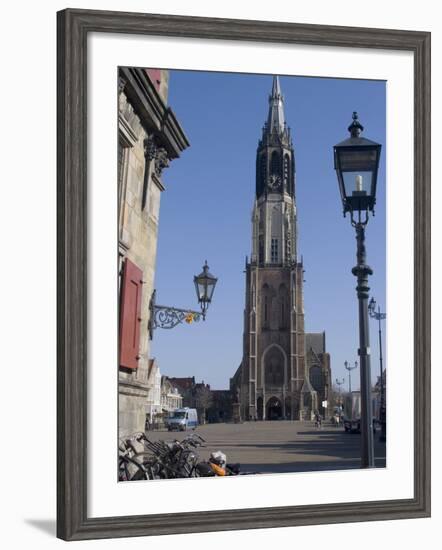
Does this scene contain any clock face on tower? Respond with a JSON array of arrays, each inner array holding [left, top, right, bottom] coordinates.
[[268, 174, 281, 191]]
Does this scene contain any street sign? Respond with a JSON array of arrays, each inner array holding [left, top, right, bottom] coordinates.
[[322, 400, 328, 408]]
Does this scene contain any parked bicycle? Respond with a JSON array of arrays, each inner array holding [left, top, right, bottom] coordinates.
[[118, 432, 205, 481], [118, 432, 256, 481]]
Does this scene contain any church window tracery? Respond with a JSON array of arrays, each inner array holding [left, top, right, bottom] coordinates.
[[264, 347, 284, 386], [310, 365, 325, 392], [285, 233, 291, 260], [283, 153, 290, 190], [271, 150, 280, 177], [260, 154, 267, 195], [259, 234, 264, 263], [271, 238, 279, 263], [278, 284, 288, 328]]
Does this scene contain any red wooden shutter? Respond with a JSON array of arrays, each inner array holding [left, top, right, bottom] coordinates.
[[145, 69, 161, 92], [119, 258, 143, 369]]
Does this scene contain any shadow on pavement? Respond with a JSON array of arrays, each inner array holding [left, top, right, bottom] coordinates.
[[145, 421, 386, 475]]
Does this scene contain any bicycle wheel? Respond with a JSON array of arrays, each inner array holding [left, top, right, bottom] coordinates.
[[119, 454, 151, 481], [133, 453, 161, 480]]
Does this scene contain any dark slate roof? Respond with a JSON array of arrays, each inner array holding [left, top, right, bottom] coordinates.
[[168, 377, 195, 390], [267, 76, 285, 135], [305, 332, 326, 355]]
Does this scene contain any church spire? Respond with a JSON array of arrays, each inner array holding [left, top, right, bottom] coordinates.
[[256, 75, 295, 199], [267, 76, 286, 135]]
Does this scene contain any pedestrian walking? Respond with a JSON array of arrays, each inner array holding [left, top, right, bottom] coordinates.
[[314, 411, 322, 429]]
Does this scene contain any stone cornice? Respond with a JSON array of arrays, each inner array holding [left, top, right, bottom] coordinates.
[[120, 67, 190, 159], [119, 379, 151, 392], [118, 112, 138, 147], [151, 172, 165, 192]]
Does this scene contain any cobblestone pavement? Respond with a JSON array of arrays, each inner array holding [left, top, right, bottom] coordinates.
[[145, 420, 386, 474]]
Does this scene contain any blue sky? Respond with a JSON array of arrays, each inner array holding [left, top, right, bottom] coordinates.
[[151, 70, 386, 392]]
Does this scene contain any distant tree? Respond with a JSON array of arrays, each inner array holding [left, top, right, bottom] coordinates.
[[194, 385, 213, 424]]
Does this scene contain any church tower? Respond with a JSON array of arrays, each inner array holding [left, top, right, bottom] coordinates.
[[233, 76, 319, 421]]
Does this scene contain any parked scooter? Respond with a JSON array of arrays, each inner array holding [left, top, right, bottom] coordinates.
[[195, 450, 252, 477]]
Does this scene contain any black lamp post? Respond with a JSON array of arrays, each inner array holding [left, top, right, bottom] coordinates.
[[368, 297, 386, 442], [335, 378, 345, 407], [148, 261, 218, 339], [334, 112, 382, 468], [344, 360, 358, 394]]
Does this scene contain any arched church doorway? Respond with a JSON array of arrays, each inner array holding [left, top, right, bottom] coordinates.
[[266, 396, 282, 420], [257, 397, 263, 420]]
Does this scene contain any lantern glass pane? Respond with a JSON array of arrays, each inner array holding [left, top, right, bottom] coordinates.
[[198, 281, 205, 300], [342, 170, 374, 196], [197, 281, 207, 301], [338, 148, 378, 172], [206, 280, 215, 301]]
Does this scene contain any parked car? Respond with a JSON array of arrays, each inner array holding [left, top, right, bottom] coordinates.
[[167, 408, 198, 431], [343, 417, 361, 433], [343, 392, 378, 433]]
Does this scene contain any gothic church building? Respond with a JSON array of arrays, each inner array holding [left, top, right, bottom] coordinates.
[[231, 77, 331, 421]]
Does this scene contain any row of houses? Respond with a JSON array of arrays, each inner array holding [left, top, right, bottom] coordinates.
[[168, 378, 233, 424], [142, 365, 231, 428], [144, 360, 183, 426]]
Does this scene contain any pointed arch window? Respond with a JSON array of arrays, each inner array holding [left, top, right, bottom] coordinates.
[[261, 284, 272, 329], [271, 238, 279, 263], [258, 234, 264, 263], [259, 154, 267, 195], [310, 365, 325, 392], [264, 347, 284, 386], [283, 153, 290, 190], [279, 284, 288, 328], [285, 232, 292, 261], [271, 151, 280, 176]]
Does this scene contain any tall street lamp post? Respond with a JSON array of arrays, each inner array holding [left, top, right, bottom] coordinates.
[[335, 378, 345, 407], [368, 297, 386, 442], [148, 261, 218, 339], [334, 112, 382, 468], [344, 360, 358, 394]]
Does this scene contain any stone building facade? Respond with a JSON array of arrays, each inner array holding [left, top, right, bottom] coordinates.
[[207, 390, 233, 423], [160, 377, 183, 414], [306, 332, 332, 418], [232, 77, 331, 421], [118, 67, 189, 437], [145, 359, 162, 423], [168, 377, 212, 423], [167, 377, 196, 406]]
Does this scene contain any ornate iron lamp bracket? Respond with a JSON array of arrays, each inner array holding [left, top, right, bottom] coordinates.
[[148, 290, 202, 339]]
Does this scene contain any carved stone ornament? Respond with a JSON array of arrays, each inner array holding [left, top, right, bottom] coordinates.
[[144, 135, 157, 161], [154, 147, 170, 177], [118, 76, 126, 94]]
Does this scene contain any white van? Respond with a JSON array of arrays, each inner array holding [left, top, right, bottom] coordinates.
[[167, 408, 198, 431]]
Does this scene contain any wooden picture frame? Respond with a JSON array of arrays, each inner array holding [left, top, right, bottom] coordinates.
[[57, 8, 431, 541]]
